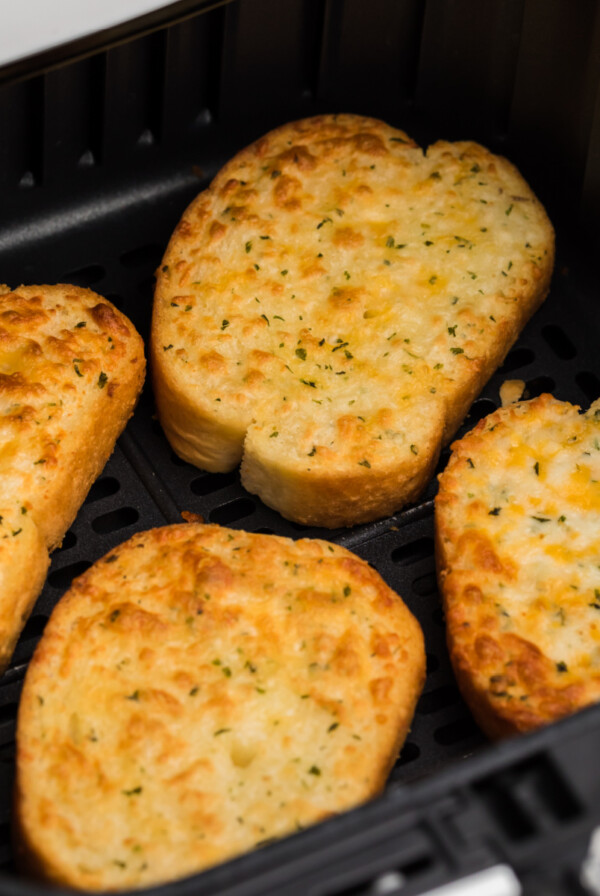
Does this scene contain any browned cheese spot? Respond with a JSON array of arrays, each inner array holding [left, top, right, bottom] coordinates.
[[332, 228, 365, 248], [277, 145, 317, 171], [90, 303, 131, 338]]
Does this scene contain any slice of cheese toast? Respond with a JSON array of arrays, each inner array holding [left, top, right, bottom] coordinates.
[[151, 114, 554, 528], [14, 522, 425, 890], [0, 284, 145, 671], [436, 394, 600, 738]]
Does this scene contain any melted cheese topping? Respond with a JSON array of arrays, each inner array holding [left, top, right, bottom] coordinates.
[[436, 394, 600, 735], [0, 284, 144, 673], [152, 116, 553, 526], [0, 285, 143, 546], [16, 523, 425, 890]]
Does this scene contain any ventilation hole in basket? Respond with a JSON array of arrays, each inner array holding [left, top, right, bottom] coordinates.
[[465, 398, 496, 424], [433, 715, 479, 745], [426, 653, 440, 675], [498, 346, 535, 374], [412, 572, 438, 596], [210, 498, 256, 525], [417, 685, 460, 715], [120, 243, 163, 268], [191, 471, 238, 496], [61, 264, 106, 287], [54, 530, 77, 553], [0, 703, 17, 726], [19, 614, 48, 641], [541, 324, 576, 360], [576, 370, 600, 403], [49, 560, 92, 589], [92, 507, 140, 534], [523, 375, 556, 399], [397, 741, 420, 766], [86, 476, 120, 503], [391, 537, 433, 566]]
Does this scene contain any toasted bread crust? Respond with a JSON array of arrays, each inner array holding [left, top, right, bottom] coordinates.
[[0, 509, 48, 671], [0, 284, 145, 671], [436, 394, 600, 738], [152, 114, 554, 527], [15, 522, 425, 890]]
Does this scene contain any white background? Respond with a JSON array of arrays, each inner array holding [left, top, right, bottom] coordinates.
[[0, 0, 174, 70]]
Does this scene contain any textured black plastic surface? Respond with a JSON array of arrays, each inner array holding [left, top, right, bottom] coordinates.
[[1, 1, 600, 894]]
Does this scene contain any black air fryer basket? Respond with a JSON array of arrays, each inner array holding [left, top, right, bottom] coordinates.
[[1, 2, 600, 894]]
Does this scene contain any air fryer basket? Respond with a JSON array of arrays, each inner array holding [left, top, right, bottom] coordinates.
[[1, 1, 600, 894]]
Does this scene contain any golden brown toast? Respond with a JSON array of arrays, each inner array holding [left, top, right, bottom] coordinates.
[[0, 283, 145, 671], [436, 394, 600, 738], [15, 522, 425, 890], [152, 114, 554, 527]]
